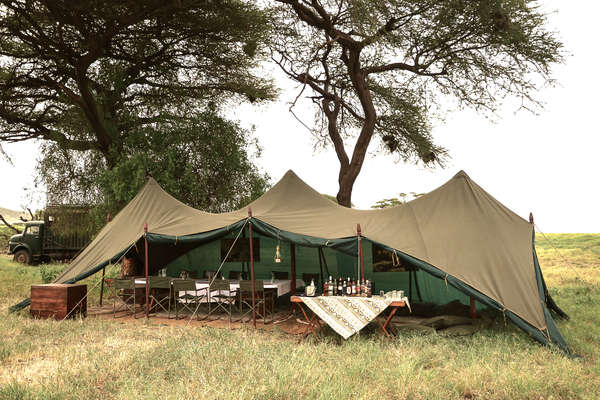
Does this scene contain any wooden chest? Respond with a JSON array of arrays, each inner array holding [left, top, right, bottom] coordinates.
[[30, 284, 87, 320]]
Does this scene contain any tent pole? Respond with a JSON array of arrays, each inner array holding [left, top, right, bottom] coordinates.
[[319, 248, 330, 277], [317, 248, 324, 291], [470, 297, 477, 319], [99, 266, 106, 306], [99, 213, 111, 306], [357, 224, 365, 281], [290, 243, 296, 297], [248, 208, 256, 328], [144, 223, 149, 320]]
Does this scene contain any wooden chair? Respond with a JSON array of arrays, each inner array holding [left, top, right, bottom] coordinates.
[[112, 278, 137, 318], [237, 280, 274, 324], [172, 279, 207, 320]]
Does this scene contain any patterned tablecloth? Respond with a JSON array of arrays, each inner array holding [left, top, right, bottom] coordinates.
[[300, 296, 409, 339]]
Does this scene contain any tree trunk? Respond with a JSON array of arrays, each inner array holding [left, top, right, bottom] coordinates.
[[334, 48, 377, 208]]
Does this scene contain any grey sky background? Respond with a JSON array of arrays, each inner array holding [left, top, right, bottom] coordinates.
[[1, 1, 598, 232]]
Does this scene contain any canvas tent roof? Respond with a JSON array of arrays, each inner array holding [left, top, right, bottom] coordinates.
[[17, 170, 569, 352]]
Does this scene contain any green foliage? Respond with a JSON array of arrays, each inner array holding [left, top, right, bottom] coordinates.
[[37, 111, 271, 227], [371, 192, 425, 208], [39, 264, 67, 284], [0, 225, 22, 249]]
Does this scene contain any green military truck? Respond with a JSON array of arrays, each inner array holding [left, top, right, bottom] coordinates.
[[8, 205, 95, 265]]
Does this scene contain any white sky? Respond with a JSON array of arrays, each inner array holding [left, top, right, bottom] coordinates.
[[0, 1, 598, 232]]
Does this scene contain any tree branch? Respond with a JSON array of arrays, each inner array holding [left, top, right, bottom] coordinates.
[[0, 214, 22, 234]]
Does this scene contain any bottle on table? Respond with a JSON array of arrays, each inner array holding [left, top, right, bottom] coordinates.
[[323, 280, 328, 296], [346, 277, 352, 296], [333, 277, 337, 296], [328, 276, 334, 296], [342, 278, 347, 296], [338, 277, 343, 296], [351, 279, 356, 296], [366, 280, 372, 297]]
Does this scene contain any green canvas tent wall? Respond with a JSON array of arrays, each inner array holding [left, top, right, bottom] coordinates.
[[10, 170, 570, 353]]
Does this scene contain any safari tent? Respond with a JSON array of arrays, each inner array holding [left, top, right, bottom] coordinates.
[[11, 170, 570, 353]]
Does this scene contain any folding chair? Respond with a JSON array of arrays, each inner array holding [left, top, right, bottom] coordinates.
[[172, 279, 207, 320], [113, 278, 137, 318], [237, 280, 274, 324], [147, 276, 172, 317], [206, 279, 235, 326]]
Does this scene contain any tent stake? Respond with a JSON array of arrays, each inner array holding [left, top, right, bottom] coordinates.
[[144, 223, 149, 320], [248, 208, 256, 328], [357, 224, 365, 281]]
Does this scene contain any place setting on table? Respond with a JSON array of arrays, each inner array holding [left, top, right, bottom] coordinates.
[[291, 276, 411, 342]]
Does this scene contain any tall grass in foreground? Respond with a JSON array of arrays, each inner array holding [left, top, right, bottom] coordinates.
[[0, 233, 598, 400]]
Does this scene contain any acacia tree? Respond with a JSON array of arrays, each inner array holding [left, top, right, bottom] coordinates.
[[271, 0, 563, 207], [0, 0, 274, 213]]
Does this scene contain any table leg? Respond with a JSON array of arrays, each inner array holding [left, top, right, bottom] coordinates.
[[377, 306, 398, 337], [297, 302, 321, 343]]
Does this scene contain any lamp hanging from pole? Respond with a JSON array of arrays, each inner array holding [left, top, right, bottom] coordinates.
[[274, 231, 282, 263]]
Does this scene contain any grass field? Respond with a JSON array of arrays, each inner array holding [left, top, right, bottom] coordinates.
[[0, 233, 598, 399]]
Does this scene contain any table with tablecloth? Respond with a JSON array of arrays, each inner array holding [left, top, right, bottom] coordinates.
[[291, 295, 411, 340], [134, 278, 305, 303]]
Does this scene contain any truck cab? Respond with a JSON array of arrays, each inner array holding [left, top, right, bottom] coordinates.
[[8, 221, 44, 264]]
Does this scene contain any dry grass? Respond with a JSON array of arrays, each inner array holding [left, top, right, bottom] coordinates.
[[0, 233, 598, 400]]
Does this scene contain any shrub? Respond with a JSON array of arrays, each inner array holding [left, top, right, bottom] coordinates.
[[39, 264, 67, 283]]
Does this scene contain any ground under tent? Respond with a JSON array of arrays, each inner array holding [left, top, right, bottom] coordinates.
[[10, 170, 571, 354]]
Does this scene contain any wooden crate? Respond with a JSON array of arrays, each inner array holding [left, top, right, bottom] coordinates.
[[30, 284, 87, 320]]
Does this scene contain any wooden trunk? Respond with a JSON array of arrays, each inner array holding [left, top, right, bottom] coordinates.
[[30, 284, 87, 320]]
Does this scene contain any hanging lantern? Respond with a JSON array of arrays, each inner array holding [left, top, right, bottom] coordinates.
[[274, 231, 282, 263]]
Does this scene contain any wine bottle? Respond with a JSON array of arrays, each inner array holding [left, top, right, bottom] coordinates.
[[328, 276, 334, 296], [346, 277, 352, 296]]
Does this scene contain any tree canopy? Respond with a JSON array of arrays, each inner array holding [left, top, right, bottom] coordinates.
[[0, 0, 275, 215], [271, 0, 563, 207]]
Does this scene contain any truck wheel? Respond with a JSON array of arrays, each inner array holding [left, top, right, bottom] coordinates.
[[13, 249, 31, 265]]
